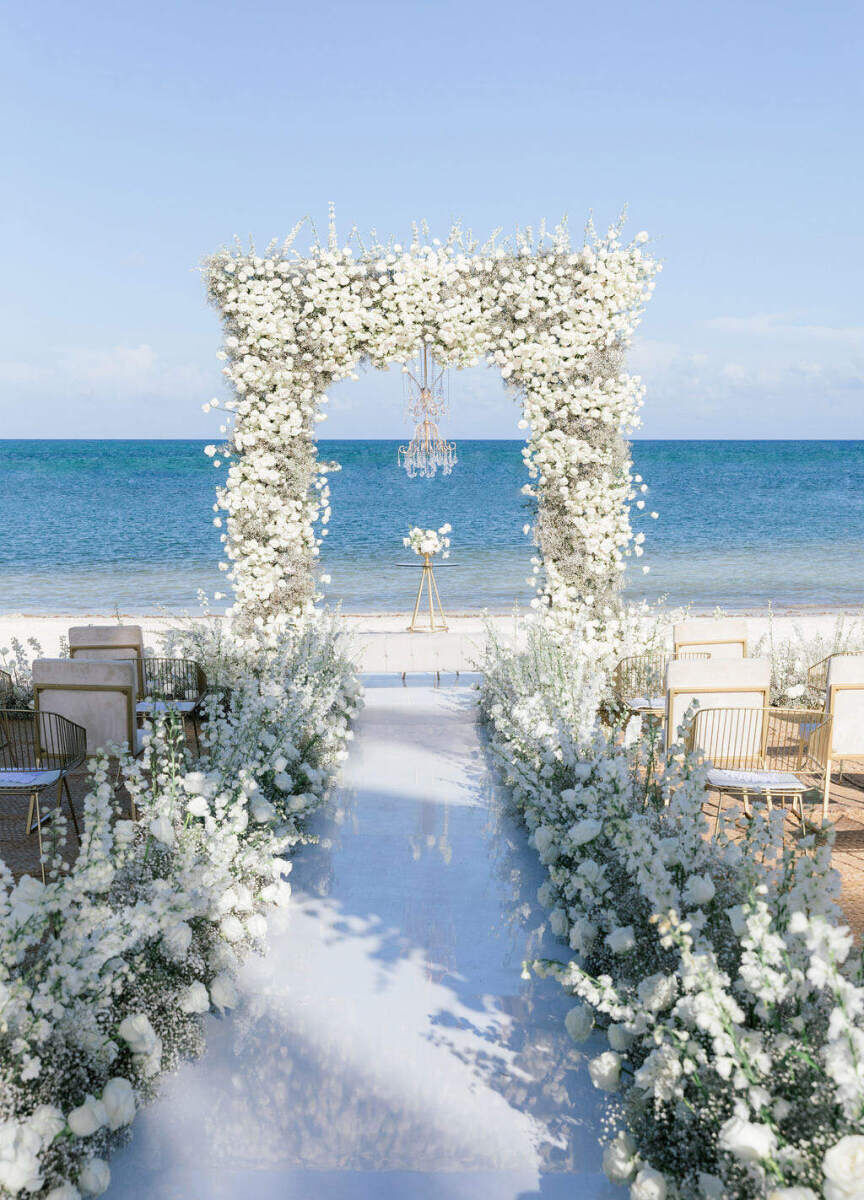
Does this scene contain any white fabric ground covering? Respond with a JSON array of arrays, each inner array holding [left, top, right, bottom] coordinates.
[[105, 680, 620, 1200], [0, 769, 61, 788]]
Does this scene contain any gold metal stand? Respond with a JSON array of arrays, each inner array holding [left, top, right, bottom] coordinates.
[[408, 554, 448, 633]]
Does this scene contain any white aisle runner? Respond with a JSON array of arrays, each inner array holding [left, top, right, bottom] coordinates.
[[106, 682, 619, 1200]]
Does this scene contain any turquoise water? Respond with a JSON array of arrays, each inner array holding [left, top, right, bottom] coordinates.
[[0, 440, 862, 613]]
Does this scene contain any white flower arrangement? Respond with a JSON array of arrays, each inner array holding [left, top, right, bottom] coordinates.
[[480, 615, 864, 1200], [0, 613, 361, 1198], [204, 213, 659, 631], [403, 524, 451, 558]]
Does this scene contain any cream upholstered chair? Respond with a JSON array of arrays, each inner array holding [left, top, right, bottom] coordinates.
[[612, 650, 710, 720], [68, 625, 145, 696], [824, 654, 864, 776], [673, 619, 748, 660], [665, 657, 771, 743], [32, 659, 142, 756]]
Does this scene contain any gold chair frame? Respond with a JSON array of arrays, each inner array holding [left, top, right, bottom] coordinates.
[[686, 706, 833, 831], [673, 636, 748, 659], [612, 650, 710, 721], [138, 657, 207, 754], [0, 709, 86, 881]]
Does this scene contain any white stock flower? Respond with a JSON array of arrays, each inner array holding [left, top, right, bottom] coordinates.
[[823, 1136, 864, 1200], [101, 1078, 136, 1130], [78, 1158, 110, 1196], [718, 1115, 777, 1163]]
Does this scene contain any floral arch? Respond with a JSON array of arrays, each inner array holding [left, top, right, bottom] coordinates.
[[204, 216, 659, 630]]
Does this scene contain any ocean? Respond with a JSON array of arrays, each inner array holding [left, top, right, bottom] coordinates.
[[0, 440, 862, 614]]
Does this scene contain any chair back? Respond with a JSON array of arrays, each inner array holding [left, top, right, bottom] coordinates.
[[32, 659, 138, 754], [142, 657, 206, 701], [68, 625, 145, 696], [826, 654, 864, 756], [687, 706, 830, 774], [0, 709, 87, 773], [673, 618, 748, 660], [666, 657, 770, 742]]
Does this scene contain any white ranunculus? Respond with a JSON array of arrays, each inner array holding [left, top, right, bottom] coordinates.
[[78, 1157, 110, 1195], [210, 972, 239, 1010], [101, 1077, 136, 1130], [606, 926, 636, 954], [0, 1119, 43, 1193], [588, 1051, 621, 1091], [602, 1131, 638, 1183], [67, 1096, 107, 1138], [718, 1115, 777, 1163], [824, 1136, 864, 1200], [28, 1104, 65, 1145], [117, 1013, 159, 1056], [178, 982, 210, 1014], [630, 1166, 667, 1200], [564, 1003, 594, 1042]]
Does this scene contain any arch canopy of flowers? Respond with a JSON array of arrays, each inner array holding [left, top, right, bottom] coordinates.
[[204, 214, 659, 627]]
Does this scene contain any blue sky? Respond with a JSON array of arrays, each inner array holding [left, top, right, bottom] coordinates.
[[1, 0, 861, 439]]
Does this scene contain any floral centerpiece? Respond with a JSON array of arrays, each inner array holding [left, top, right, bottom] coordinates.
[[403, 524, 451, 559]]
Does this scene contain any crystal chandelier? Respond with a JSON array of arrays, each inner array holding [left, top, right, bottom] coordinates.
[[398, 344, 457, 478]]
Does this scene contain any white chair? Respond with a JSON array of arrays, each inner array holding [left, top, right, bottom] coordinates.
[[68, 625, 145, 696], [673, 618, 748, 660], [825, 655, 864, 777], [32, 659, 142, 756], [665, 657, 771, 743]]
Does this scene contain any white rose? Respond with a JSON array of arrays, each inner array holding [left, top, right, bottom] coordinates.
[[602, 1131, 638, 1183], [273, 771, 292, 792], [46, 1186, 82, 1200], [606, 926, 636, 954], [160, 921, 192, 961], [210, 972, 238, 1010], [683, 873, 715, 907], [824, 1136, 864, 1200], [564, 1004, 594, 1042], [29, 1104, 65, 1145], [718, 1115, 777, 1163], [220, 914, 245, 942], [630, 1166, 667, 1200], [78, 1158, 110, 1196], [101, 1077, 136, 1130], [251, 797, 276, 823], [117, 1013, 159, 1056], [588, 1050, 621, 1091], [182, 770, 209, 795], [67, 1096, 107, 1137], [637, 973, 677, 1013], [178, 982, 210, 1013], [246, 913, 267, 940], [569, 916, 597, 953], [186, 795, 210, 818]]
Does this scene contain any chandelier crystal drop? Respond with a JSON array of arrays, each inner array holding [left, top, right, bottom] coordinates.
[[397, 344, 457, 478]]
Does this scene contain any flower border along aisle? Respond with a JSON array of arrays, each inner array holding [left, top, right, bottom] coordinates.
[[204, 213, 658, 630], [480, 620, 864, 1200], [0, 615, 361, 1199]]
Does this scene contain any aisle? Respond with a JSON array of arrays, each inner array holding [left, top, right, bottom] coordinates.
[[106, 681, 618, 1200]]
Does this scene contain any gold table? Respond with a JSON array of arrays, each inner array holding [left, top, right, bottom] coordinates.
[[398, 555, 452, 633]]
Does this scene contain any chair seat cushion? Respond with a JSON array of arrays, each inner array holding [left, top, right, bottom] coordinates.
[[707, 768, 807, 793], [136, 700, 197, 714], [0, 769, 62, 789], [625, 695, 665, 711]]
